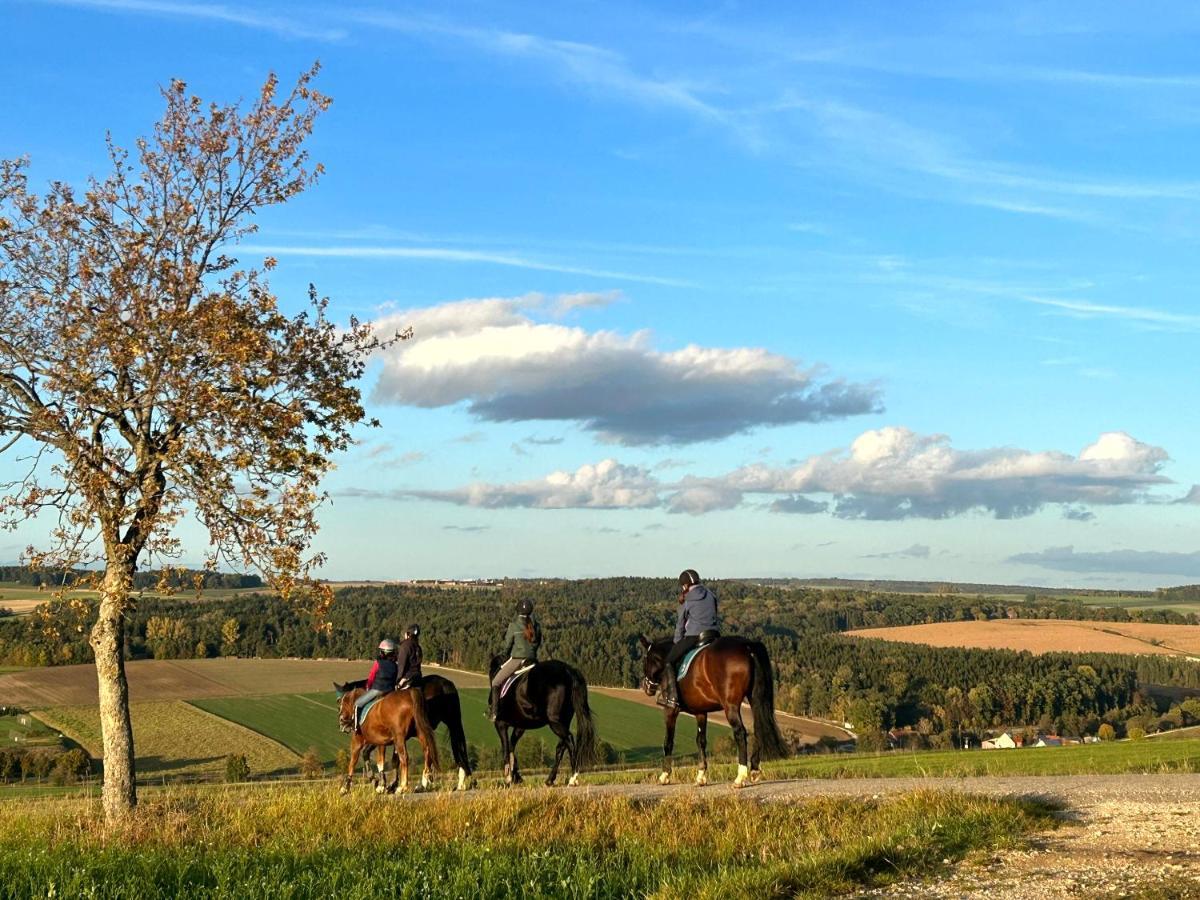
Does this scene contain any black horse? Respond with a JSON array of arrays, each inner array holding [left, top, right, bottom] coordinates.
[[489, 656, 598, 786], [335, 673, 473, 791]]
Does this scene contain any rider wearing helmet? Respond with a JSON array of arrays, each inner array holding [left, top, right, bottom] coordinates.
[[395, 624, 423, 690], [658, 569, 719, 709], [487, 598, 542, 721], [354, 639, 399, 733]]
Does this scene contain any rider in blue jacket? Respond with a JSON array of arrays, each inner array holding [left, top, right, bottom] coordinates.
[[658, 569, 719, 709]]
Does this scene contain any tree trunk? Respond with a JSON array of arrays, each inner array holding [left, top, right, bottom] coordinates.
[[89, 562, 137, 821]]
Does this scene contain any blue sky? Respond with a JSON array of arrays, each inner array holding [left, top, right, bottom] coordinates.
[[2, 1, 1198, 587]]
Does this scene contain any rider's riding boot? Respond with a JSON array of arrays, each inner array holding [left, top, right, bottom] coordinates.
[[658, 669, 680, 709]]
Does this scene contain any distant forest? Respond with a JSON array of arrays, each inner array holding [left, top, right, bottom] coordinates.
[[0, 566, 262, 590], [4, 578, 1200, 744]]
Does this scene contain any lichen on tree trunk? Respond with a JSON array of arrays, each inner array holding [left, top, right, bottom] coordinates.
[[89, 565, 137, 820]]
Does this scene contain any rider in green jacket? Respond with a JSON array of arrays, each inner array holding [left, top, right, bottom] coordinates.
[[487, 598, 542, 720]]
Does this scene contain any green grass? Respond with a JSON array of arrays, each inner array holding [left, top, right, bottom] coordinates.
[[191, 688, 729, 767], [0, 714, 62, 748], [752, 738, 1200, 780], [0, 784, 1056, 899]]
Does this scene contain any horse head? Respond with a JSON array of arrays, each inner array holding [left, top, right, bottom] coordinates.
[[637, 634, 671, 697], [334, 683, 360, 733]]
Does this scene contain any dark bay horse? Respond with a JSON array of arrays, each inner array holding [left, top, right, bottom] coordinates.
[[488, 656, 598, 786], [334, 682, 441, 794], [336, 674, 474, 791], [639, 635, 788, 788]]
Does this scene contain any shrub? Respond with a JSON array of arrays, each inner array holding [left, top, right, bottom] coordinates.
[[224, 754, 251, 783], [1126, 726, 1146, 741], [299, 748, 324, 779], [1097, 723, 1116, 742]]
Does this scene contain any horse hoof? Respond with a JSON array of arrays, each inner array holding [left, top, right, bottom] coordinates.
[[731, 780, 746, 790], [375, 785, 386, 794], [694, 771, 708, 786], [545, 778, 556, 788], [339, 786, 349, 796], [750, 769, 763, 784], [567, 773, 580, 787], [658, 772, 670, 786]]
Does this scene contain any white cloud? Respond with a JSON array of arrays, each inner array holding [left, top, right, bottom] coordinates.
[[390, 427, 1175, 519], [410, 459, 662, 510], [1009, 546, 1200, 577], [35, 0, 346, 40], [370, 296, 880, 445]]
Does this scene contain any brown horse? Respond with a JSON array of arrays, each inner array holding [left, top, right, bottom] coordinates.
[[337, 675, 474, 792], [334, 684, 440, 794], [639, 635, 788, 788]]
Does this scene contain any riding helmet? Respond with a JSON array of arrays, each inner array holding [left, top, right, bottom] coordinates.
[[405, 624, 420, 638], [517, 598, 534, 616], [679, 569, 700, 588], [377, 638, 397, 654]]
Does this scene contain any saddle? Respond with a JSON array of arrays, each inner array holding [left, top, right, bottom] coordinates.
[[676, 630, 720, 681], [499, 662, 536, 699]]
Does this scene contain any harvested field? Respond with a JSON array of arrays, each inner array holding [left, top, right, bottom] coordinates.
[[848, 619, 1200, 656], [0, 658, 369, 709], [34, 700, 298, 777]]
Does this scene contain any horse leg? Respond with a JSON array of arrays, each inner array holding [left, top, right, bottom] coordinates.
[[694, 713, 709, 786], [508, 727, 525, 785], [496, 720, 512, 784], [395, 736, 410, 794], [750, 704, 764, 784], [446, 708, 472, 791], [545, 719, 573, 787], [341, 737, 364, 795], [659, 707, 679, 785], [726, 703, 750, 789]]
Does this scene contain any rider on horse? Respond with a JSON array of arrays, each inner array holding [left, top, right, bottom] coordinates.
[[658, 569, 719, 709], [395, 624, 423, 690], [355, 638, 399, 733], [487, 598, 542, 721]]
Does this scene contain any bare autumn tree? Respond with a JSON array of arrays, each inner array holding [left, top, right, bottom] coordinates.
[[0, 65, 405, 821]]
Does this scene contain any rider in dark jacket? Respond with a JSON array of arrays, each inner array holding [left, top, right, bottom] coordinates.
[[355, 639, 399, 733], [658, 569, 719, 709], [395, 624, 423, 689], [487, 599, 542, 720]]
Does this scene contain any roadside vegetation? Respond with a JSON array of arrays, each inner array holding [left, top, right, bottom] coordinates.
[[0, 785, 1056, 899]]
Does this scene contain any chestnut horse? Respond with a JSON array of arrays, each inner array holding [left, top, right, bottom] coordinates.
[[639, 635, 788, 788], [337, 675, 473, 791], [334, 684, 440, 794]]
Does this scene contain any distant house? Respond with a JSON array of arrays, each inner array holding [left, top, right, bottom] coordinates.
[[1034, 735, 1063, 747], [982, 732, 1019, 750]]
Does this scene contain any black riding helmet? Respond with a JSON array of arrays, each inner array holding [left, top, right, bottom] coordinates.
[[404, 624, 420, 639], [517, 598, 533, 616], [679, 569, 700, 588]]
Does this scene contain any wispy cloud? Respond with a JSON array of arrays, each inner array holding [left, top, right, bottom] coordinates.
[[1023, 296, 1200, 331], [241, 244, 691, 288], [32, 0, 346, 40], [1009, 546, 1200, 577]]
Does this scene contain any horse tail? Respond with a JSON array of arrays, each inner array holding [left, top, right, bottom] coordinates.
[[438, 679, 472, 775], [747, 640, 789, 761], [568, 665, 599, 768], [410, 687, 441, 773]]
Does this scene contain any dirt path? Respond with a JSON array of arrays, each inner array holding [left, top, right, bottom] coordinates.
[[411, 774, 1200, 897]]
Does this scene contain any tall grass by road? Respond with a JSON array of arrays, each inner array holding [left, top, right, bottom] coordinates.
[[0, 785, 1054, 899]]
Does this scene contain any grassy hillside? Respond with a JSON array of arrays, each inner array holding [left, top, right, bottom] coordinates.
[[192, 688, 728, 766], [34, 701, 298, 778], [0, 785, 1055, 899]]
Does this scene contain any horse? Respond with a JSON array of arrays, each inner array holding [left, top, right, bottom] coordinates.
[[488, 656, 598, 786], [336, 674, 474, 791], [638, 634, 788, 788], [333, 681, 441, 794]]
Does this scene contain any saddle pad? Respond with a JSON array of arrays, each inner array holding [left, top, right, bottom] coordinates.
[[360, 694, 385, 721], [676, 645, 708, 682], [500, 663, 536, 699]]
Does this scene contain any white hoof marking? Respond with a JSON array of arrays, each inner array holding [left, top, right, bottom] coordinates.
[[457, 768, 467, 791], [658, 772, 670, 785], [695, 770, 708, 786], [567, 772, 580, 787]]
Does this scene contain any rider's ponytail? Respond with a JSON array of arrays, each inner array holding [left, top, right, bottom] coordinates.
[[522, 615, 535, 645]]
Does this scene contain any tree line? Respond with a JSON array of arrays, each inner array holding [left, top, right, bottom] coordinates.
[[4, 578, 1199, 743], [0, 566, 262, 590]]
